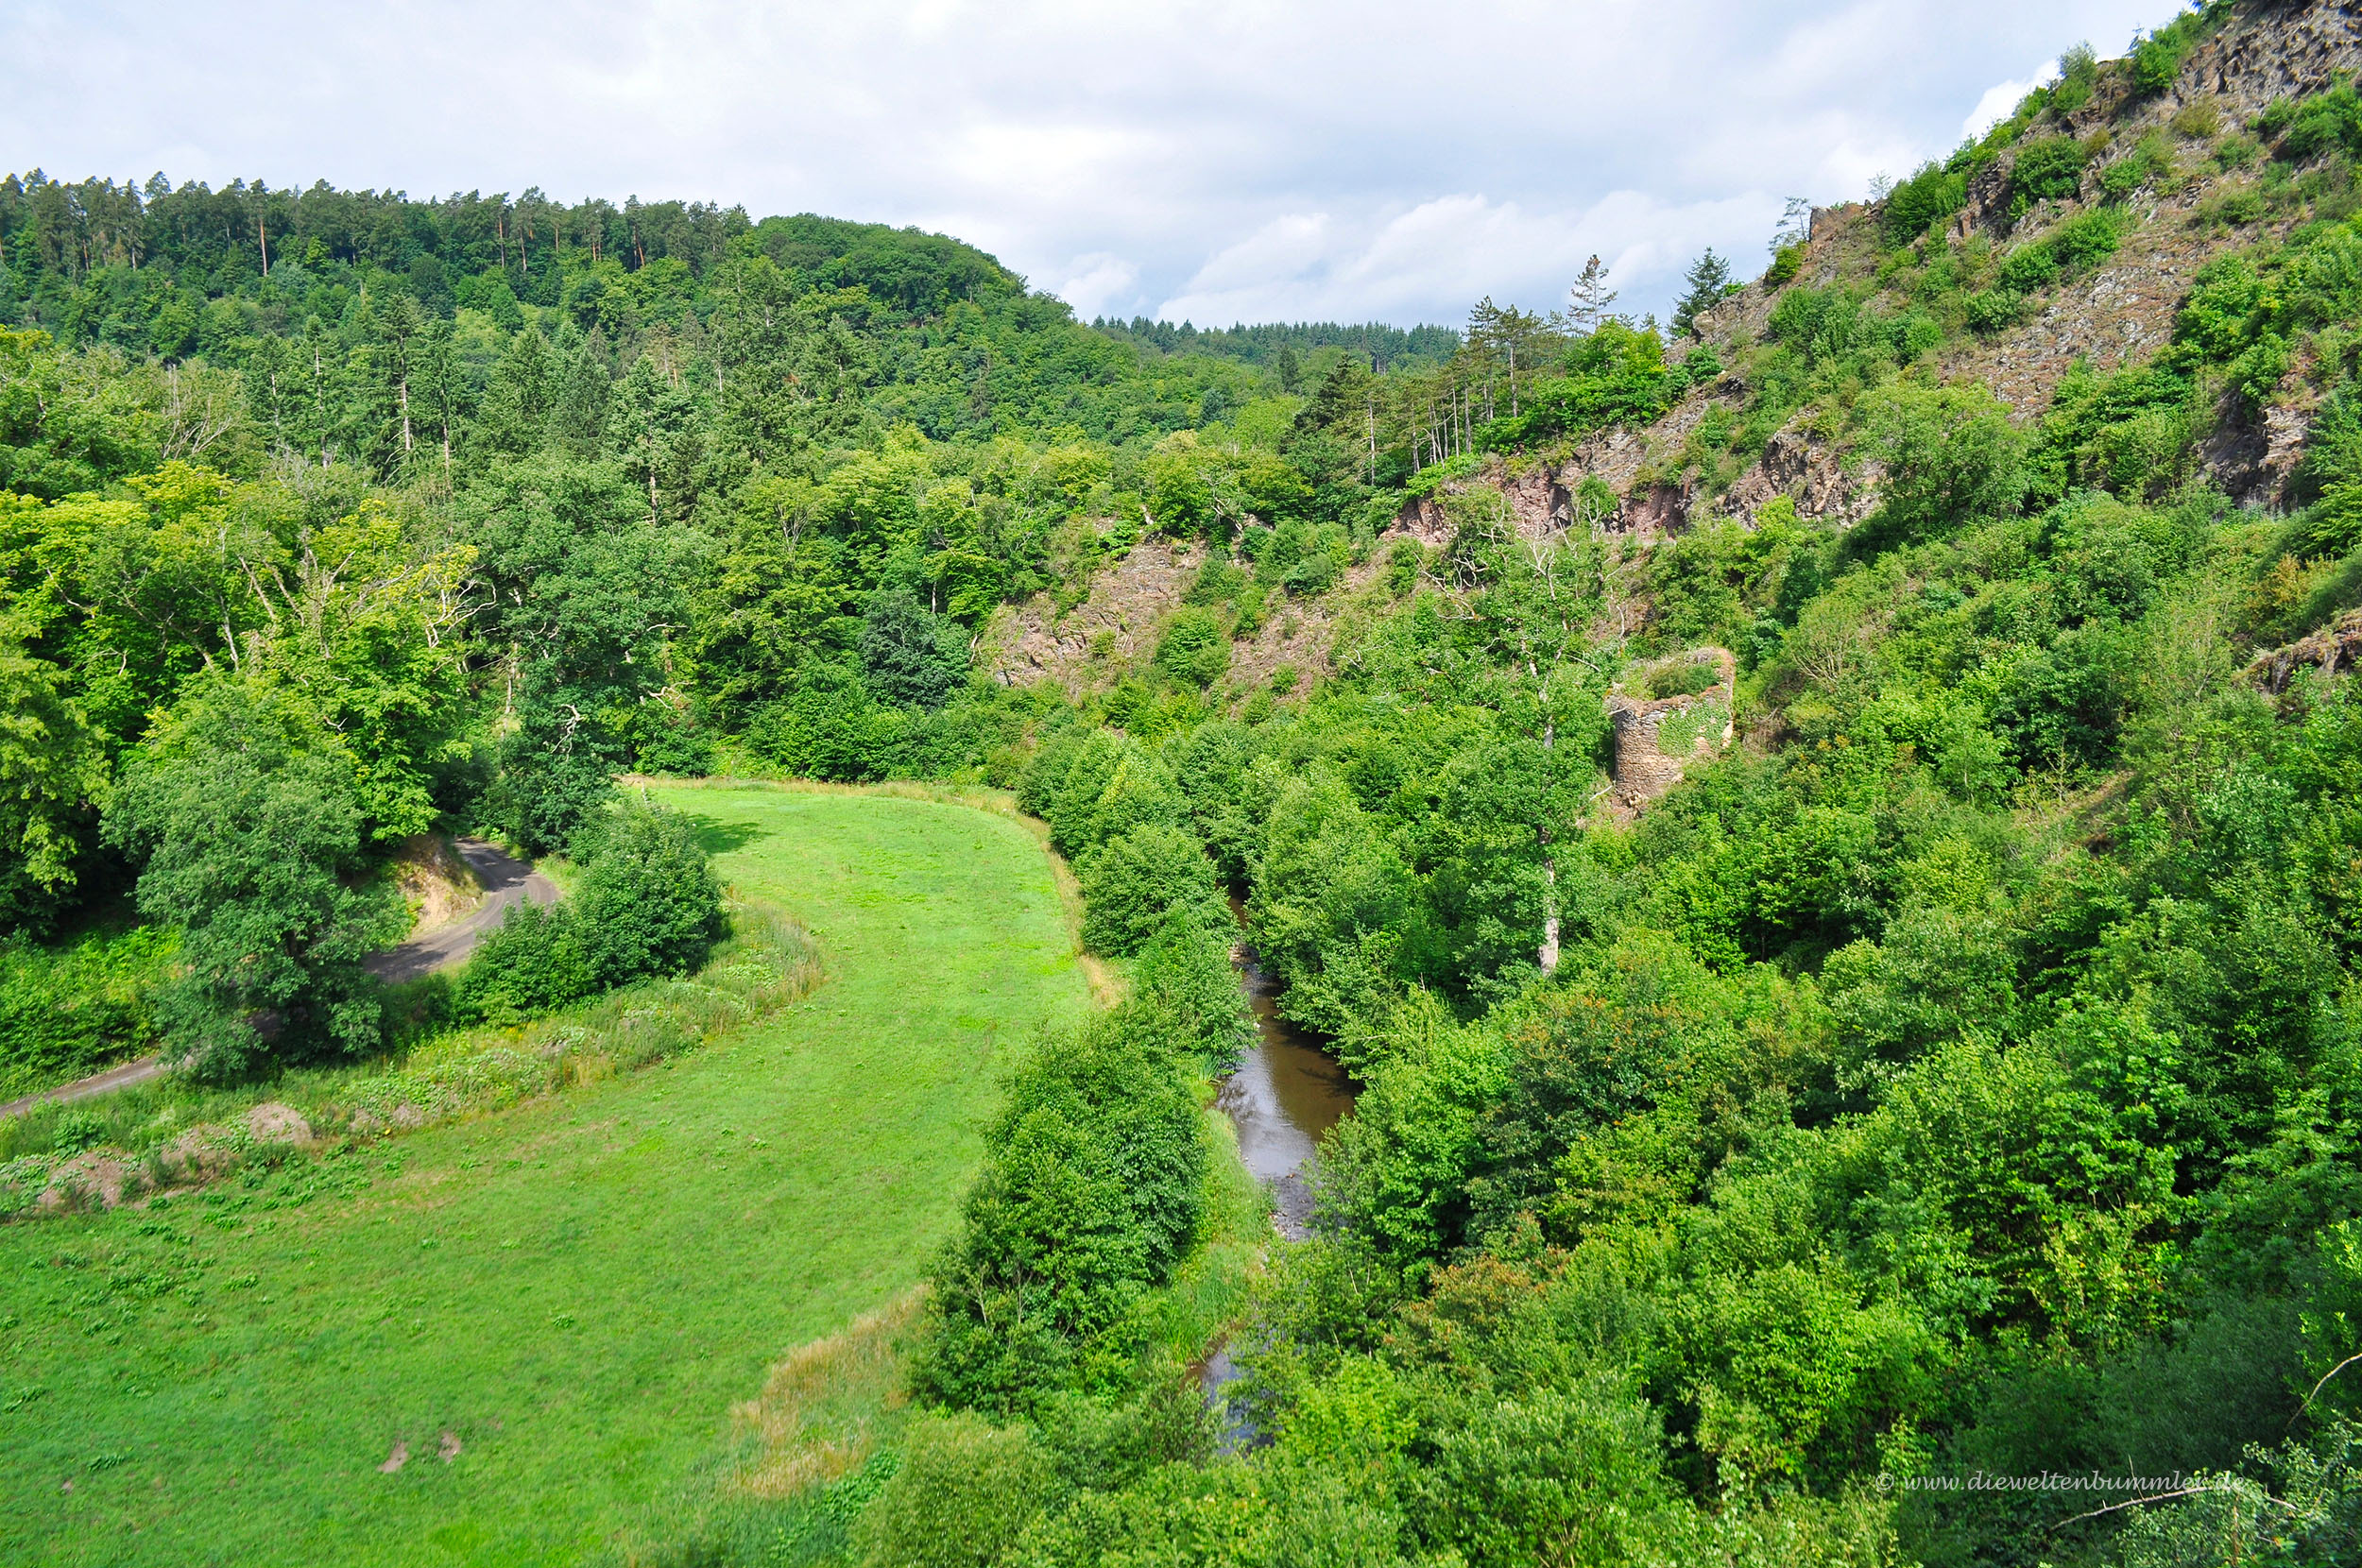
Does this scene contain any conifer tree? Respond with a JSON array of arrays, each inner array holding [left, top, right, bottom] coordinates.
[[1565, 255, 1618, 336], [1672, 248, 1735, 338]]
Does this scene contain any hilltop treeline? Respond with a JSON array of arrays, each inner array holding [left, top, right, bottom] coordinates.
[[1089, 317, 1463, 373]]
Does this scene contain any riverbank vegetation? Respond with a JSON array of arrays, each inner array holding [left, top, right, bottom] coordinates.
[[10, 0, 2362, 1560]]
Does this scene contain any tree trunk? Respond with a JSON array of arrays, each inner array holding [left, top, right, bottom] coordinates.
[[1537, 710, 1560, 974]]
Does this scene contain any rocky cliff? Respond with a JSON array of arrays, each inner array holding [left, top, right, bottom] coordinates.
[[1406, 0, 2362, 546]]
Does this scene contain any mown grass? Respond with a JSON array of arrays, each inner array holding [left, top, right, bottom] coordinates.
[[0, 899, 818, 1212], [645, 1099, 1270, 1567], [0, 784, 1091, 1566]]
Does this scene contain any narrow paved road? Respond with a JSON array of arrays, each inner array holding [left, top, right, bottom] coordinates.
[[0, 840, 557, 1119], [363, 839, 558, 983], [0, 1056, 170, 1118]]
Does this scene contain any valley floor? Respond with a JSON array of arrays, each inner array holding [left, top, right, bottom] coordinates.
[[0, 784, 1089, 1566]]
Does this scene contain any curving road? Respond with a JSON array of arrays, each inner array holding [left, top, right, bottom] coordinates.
[[0, 839, 556, 1119], [363, 838, 558, 984]]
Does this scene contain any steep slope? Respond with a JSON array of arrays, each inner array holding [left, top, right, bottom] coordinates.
[[1407, 0, 2362, 545]]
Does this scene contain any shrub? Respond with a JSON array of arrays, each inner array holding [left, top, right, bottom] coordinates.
[[572, 798, 726, 980], [2100, 133, 2173, 200], [2130, 31, 2189, 96], [1153, 608, 1231, 688], [1129, 909, 1255, 1069], [1965, 288, 2026, 333], [453, 902, 602, 1023], [913, 1013, 1208, 1414], [1997, 243, 2062, 294], [1882, 162, 1967, 246], [1078, 824, 1226, 957], [1647, 660, 1720, 700], [455, 799, 722, 1023], [2273, 81, 2362, 163], [1859, 382, 2029, 545], [1410, 1380, 1675, 1568], [850, 1412, 1051, 1568], [1021, 732, 1186, 860], [1764, 242, 1806, 288], [2048, 207, 2126, 272], [2011, 136, 2089, 204]]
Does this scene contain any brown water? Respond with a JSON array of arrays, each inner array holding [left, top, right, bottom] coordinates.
[[1204, 905, 1359, 1440], [1219, 953, 1355, 1182], [1214, 896, 1358, 1231]]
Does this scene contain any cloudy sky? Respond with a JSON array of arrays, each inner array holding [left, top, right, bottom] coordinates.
[[5, 0, 2181, 328]]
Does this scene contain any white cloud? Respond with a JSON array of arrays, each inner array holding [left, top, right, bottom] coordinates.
[[0, 0, 2173, 326], [1056, 253, 1143, 320], [1157, 191, 1784, 329], [1962, 60, 2061, 139]]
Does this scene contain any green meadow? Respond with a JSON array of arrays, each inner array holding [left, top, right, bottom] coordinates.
[[0, 784, 1091, 1566]]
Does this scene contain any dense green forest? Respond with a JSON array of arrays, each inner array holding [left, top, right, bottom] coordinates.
[[11, 0, 2362, 1561]]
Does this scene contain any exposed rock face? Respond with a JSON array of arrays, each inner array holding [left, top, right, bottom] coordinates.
[[1603, 649, 1738, 820], [985, 539, 1198, 685], [2250, 607, 2362, 691], [984, 536, 1385, 699], [1717, 429, 1882, 527], [1395, 418, 1879, 552], [2176, 0, 2362, 119]]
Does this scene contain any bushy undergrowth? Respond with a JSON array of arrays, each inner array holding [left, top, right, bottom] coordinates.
[[0, 921, 173, 1096], [0, 897, 815, 1216], [455, 797, 725, 1022], [911, 1005, 1215, 1419]]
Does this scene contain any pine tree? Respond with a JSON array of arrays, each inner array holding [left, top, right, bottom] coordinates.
[[481, 326, 554, 456], [1671, 249, 1736, 338], [1564, 256, 1618, 337], [415, 317, 467, 480], [551, 321, 611, 457]]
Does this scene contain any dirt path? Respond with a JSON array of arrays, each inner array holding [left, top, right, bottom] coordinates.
[[0, 840, 557, 1120], [0, 1056, 170, 1119]]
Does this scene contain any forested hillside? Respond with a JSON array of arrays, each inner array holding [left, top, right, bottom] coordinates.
[[9, 0, 2362, 1561]]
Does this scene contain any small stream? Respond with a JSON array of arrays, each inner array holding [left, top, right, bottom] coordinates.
[[1216, 939, 1356, 1238], [1202, 898, 1359, 1440]]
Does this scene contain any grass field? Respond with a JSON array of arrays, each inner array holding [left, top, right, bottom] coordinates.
[[0, 783, 1091, 1566]]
